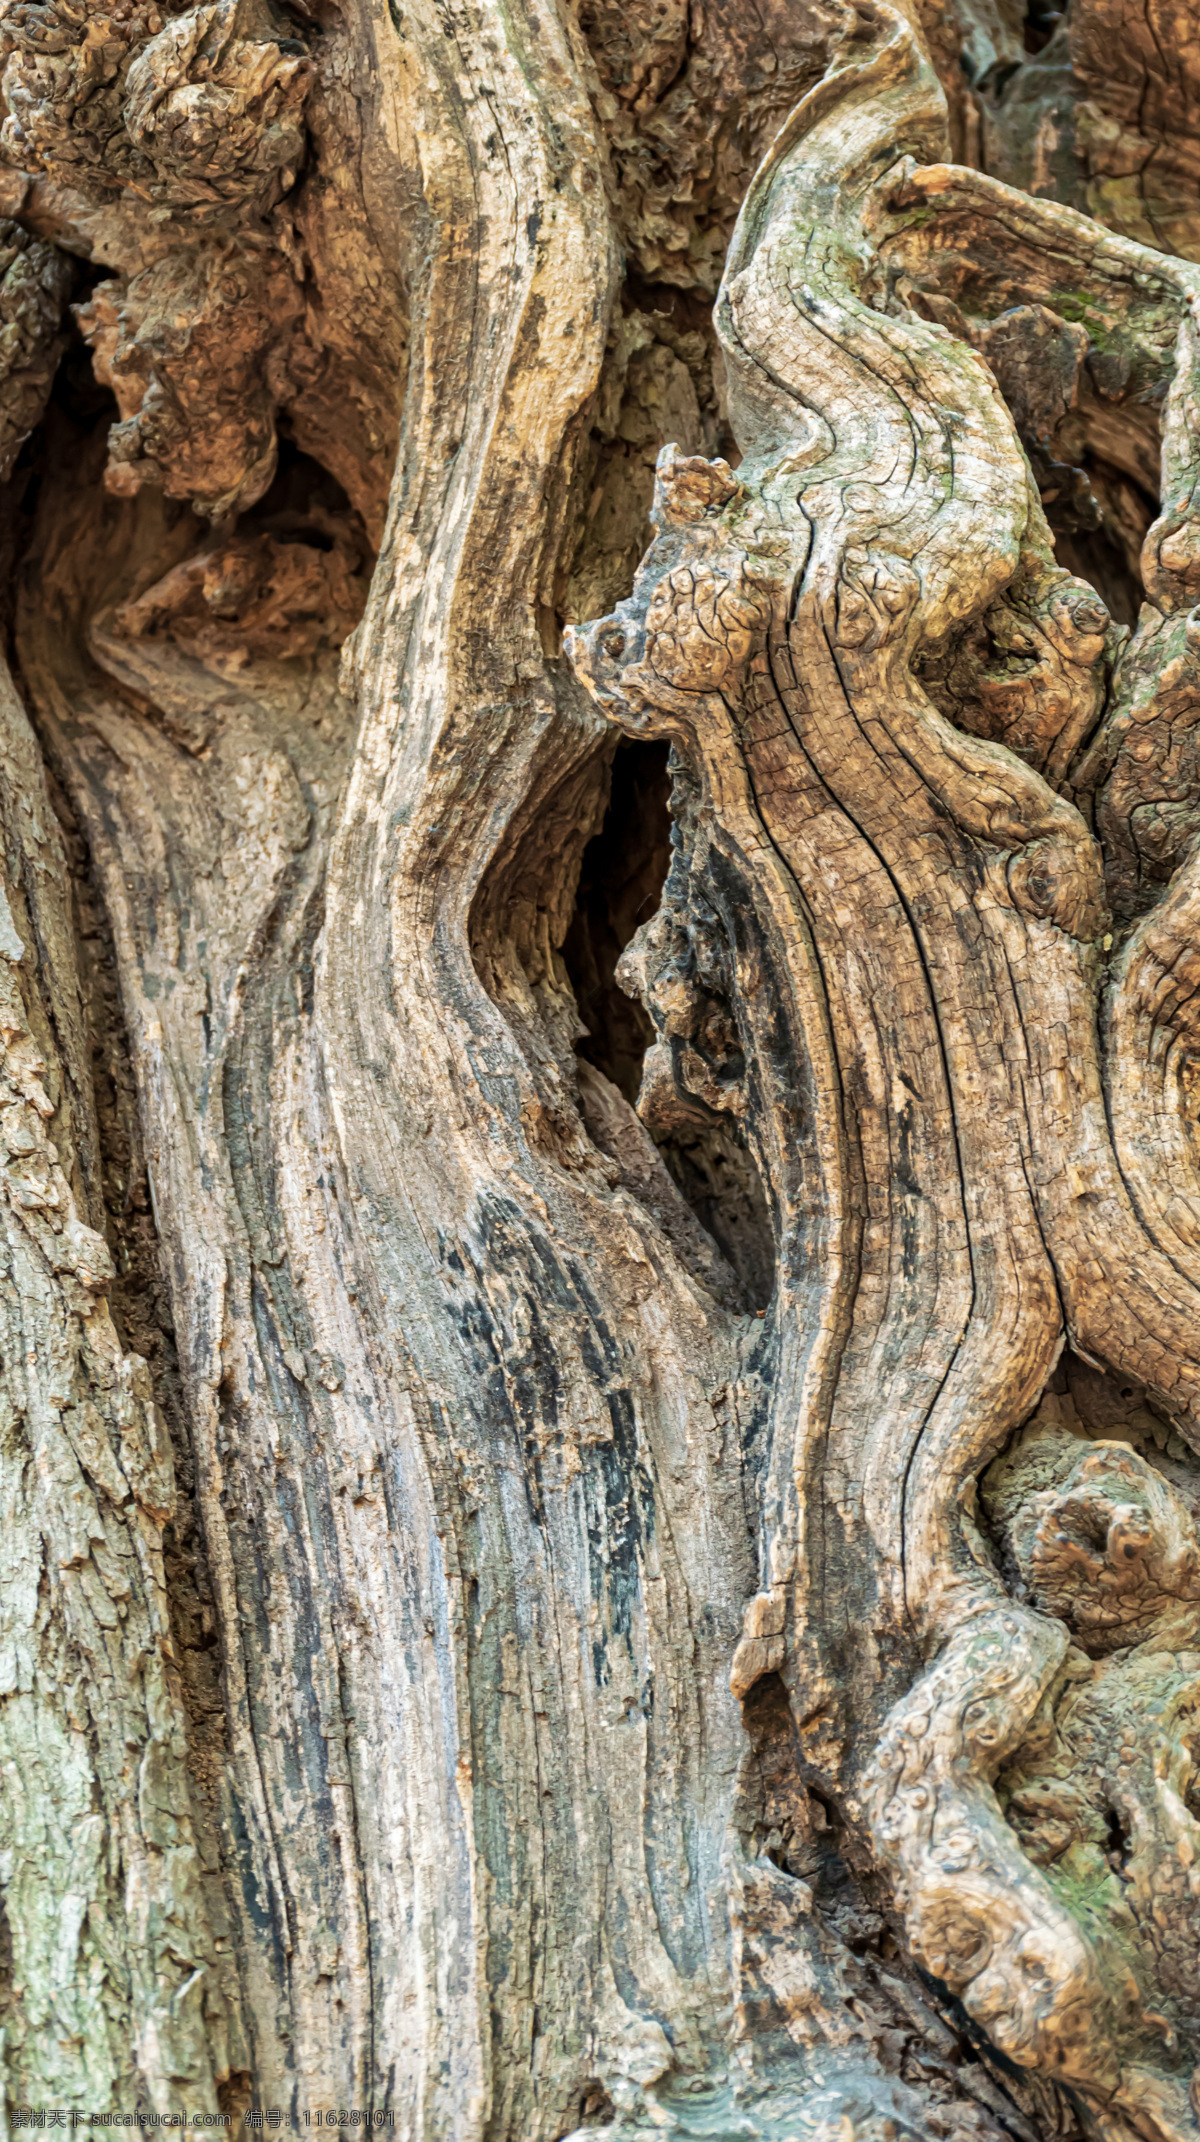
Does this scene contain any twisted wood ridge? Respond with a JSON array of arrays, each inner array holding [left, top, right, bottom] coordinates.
[[569, 6, 1200, 2133]]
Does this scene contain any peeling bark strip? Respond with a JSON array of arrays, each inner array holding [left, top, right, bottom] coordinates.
[[1, 0, 1200, 2137]]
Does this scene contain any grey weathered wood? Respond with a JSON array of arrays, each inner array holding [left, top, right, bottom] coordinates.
[[1, 1, 1200, 2137]]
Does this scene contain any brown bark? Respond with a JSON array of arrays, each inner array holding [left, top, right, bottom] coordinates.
[[2, 1, 1200, 2139]]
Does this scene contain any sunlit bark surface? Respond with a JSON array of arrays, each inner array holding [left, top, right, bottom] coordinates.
[[2, 2, 1200, 2139]]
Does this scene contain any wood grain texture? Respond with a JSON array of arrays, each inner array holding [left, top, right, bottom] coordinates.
[[1, 1, 1200, 2138], [569, 7, 1200, 2133]]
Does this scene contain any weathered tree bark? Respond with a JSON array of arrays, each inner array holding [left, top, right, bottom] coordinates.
[[3, 0, 1200, 2137]]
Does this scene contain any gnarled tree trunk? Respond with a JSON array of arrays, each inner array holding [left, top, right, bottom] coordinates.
[[2, 0, 1200, 2137]]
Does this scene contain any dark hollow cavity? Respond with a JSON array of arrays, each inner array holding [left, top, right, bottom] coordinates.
[[562, 738, 672, 1105]]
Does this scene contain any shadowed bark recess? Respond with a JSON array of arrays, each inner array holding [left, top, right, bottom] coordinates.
[[3, 2, 1200, 2140]]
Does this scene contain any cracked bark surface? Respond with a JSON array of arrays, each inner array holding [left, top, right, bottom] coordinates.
[[570, 6, 1200, 2135], [3, 0, 1200, 2139]]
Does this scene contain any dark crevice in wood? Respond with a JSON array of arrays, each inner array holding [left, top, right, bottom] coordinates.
[[655, 1119, 775, 1312], [234, 435, 366, 552], [1104, 1803, 1133, 1879], [562, 738, 672, 1105], [49, 296, 118, 428], [1052, 520, 1143, 630], [736, 1671, 820, 1878], [472, 734, 774, 1310], [0, 323, 114, 670], [572, 2079, 616, 2129], [1045, 444, 1156, 629], [1022, 0, 1065, 59], [610, 748, 777, 1311]]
